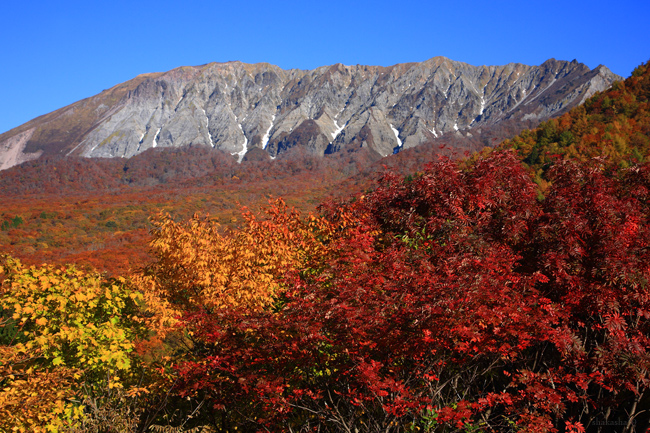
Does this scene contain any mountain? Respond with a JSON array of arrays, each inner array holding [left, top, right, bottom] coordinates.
[[496, 60, 650, 174], [0, 57, 621, 170]]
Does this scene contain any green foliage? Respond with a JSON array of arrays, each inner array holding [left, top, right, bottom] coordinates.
[[406, 407, 438, 432], [1, 215, 23, 231]]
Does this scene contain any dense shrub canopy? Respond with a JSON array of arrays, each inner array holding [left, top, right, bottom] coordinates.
[[160, 151, 650, 432]]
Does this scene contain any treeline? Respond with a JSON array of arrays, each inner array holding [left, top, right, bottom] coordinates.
[[0, 144, 379, 196]]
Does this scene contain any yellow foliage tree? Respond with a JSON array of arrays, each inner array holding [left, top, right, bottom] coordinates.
[[0, 255, 147, 432]]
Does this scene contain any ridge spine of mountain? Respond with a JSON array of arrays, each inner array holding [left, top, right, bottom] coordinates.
[[0, 57, 622, 171]]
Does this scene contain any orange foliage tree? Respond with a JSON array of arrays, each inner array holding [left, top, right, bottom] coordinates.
[[135, 198, 340, 333]]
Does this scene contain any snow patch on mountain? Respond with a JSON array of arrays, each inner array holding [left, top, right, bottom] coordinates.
[[390, 124, 402, 147], [261, 115, 275, 150]]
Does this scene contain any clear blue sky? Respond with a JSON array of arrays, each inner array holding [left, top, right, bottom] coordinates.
[[1, 0, 648, 134]]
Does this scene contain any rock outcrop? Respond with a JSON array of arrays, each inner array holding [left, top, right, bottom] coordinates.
[[0, 58, 622, 169]]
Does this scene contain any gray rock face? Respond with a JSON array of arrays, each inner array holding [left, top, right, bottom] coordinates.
[[0, 58, 622, 169]]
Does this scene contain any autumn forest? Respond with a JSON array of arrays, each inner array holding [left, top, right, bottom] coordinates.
[[1, 61, 650, 432]]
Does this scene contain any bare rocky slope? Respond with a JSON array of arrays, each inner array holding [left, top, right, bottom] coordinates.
[[0, 57, 621, 170]]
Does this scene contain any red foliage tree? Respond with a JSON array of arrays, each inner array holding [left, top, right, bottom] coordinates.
[[165, 151, 650, 432]]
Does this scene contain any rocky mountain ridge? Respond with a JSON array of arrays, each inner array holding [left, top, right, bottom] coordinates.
[[0, 57, 621, 170]]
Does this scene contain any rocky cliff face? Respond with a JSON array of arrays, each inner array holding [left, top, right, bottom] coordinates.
[[0, 57, 621, 169]]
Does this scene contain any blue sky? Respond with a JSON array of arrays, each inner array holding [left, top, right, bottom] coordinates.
[[1, 0, 648, 134]]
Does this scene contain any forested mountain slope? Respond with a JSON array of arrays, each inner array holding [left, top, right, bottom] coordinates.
[[496, 60, 650, 175]]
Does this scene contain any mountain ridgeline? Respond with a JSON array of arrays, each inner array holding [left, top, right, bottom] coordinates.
[[498, 60, 650, 174], [0, 57, 620, 170]]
